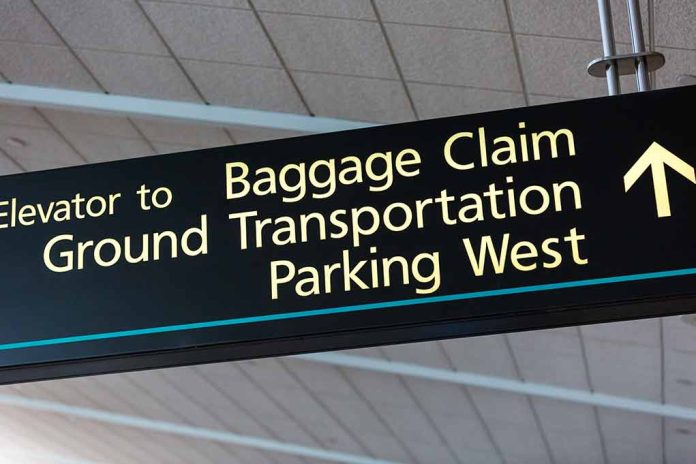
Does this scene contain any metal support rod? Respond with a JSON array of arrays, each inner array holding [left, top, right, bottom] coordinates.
[[597, 0, 621, 95], [626, 0, 651, 90]]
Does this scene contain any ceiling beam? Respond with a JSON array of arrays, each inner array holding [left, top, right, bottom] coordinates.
[[0, 393, 400, 464], [296, 352, 696, 422], [0, 83, 376, 133]]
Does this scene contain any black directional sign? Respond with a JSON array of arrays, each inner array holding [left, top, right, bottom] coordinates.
[[0, 87, 694, 384]]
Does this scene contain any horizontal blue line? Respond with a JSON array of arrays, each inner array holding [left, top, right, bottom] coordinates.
[[1, 267, 694, 352]]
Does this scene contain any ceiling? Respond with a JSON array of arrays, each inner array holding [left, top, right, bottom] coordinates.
[[1, 317, 696, 464], [0, 1, 695, 463]]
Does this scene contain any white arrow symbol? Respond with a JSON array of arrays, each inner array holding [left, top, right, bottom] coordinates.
[[624, 142, 695, 217]]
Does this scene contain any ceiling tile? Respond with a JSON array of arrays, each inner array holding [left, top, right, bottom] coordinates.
[[230, 126, 306, 144], [60, 132, 152, 163], [655, 47, 696, 90], [0, 42, 99, 91], [468, 389, 538, 427], [528, 94, 574, 105], [151, 142, 200, 154], [517, 35, 634, 98], [662, 315, 696, 353], [543, 429, 604, 464], [41, 109, 141, 138], [254, 0, 375, 19], [440, 334, 518, 378], [431, 413, 499, 456], [533, 399, 597, 434], [585, 338, 661, 401], [261, 13, 398, 78], [509, 0, 648, 43], [182, 59, 306, 112], [507, 330, 589, 388], [281, 359, 359, 399], [599, 409, 662, 463], [77, 50, 202, 101], [0, 0, 61, 45], [0, 124, 84, 170], [664, 349, 696, 407], [0, 151, 23, 175], [655, 0, 696, 49], [155, 0, 249, 7], [133, 118, 231, 147], [386, 24, 520, 91], [33, 0, 168, 55], [376, 0, 508, 31], [666, 419, 696, 463], [581, 318, 660, 347], [0, 104, 49, 127], [408, 82, 525, 119], [402, 379, 477, 417], [382, 340, 450, 368], [141, 1, 279, 66], [486, 421, 552, 464], [293, 72, 413, 122]]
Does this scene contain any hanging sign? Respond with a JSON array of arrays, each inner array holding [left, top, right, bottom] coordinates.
[[0, 87, 694, 383]]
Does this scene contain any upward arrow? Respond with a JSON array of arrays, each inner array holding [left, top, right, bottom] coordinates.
[[624, 142, 696, 217]]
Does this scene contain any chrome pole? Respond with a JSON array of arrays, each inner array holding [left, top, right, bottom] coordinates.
[[597, 0, 621, 95], [626, 0, 651, 90]]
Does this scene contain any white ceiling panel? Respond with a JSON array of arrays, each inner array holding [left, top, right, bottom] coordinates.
[[655, 46, 696, 90], [0, 0, 61, 45], [665, 418, 696, 464], [663, 315, 696, 353], [182, 59, 307, 112], [440, 334, 519, 378], [385, 24, 520, 90], [33, 0, 169, 55], [141, 1, 279, 66], [584, 337, 661, 401], [60, 132, 153, 162], [0, 149, 22, 175], [376, 0, 508, 31], [655, 0, 696, 49], [543, 429, 604, 464], [409, 82, 525, 119], [507, 329, 589, 389], [581, 318, 660, 347], [533, 398, 598, 434], [0, 103, 48, 127], [517, 35, 635, 98], [528, 94, 574, 105], [0, 123, 84, 170], [467, 388, 539, 428], [261, 13, 398, 78], [0, 41, 99, 90], [41, 108, 140, 137], [509, 0, 648, 44], [484, 420, 552, 464], [133, 117, 231, 147], [665, 349, 696, 408], [599, 409, 663, 464], [293, 72, 413, 122], [231, 126, 306, 144], [254, 0, 375, 20], [77, 50, 202, 101], [154, 0, 250, 8]]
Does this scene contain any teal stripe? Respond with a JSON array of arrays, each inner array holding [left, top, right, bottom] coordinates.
[[1, 267, 694, 351]]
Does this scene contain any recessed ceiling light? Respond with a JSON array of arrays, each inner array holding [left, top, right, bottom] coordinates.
[[676, 378, 695, 387], [6, 136, 27, 148], [677, 74, 696, 86], [681, 314, 696, 327]]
